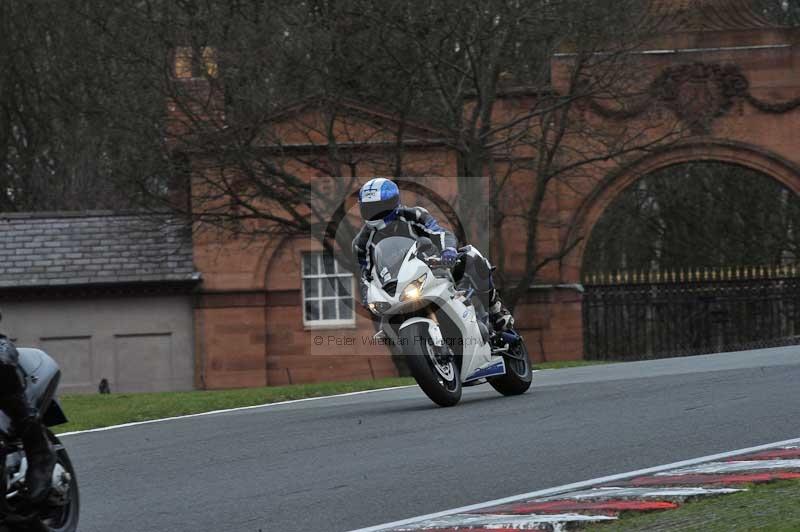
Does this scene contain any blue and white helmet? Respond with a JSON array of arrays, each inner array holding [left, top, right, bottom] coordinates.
[[359, 178, 400, 229]]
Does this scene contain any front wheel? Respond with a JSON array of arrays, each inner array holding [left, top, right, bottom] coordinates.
[[40, 432, 80, 532], [401, 323, 462, 407], [489, 335, 532, 396]]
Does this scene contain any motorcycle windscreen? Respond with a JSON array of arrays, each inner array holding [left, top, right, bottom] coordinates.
[[373, 236, 416, 282]]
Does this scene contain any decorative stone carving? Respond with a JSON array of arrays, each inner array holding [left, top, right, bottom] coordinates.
[[655, 63, 748, 133], [590, 62, 800, 134]]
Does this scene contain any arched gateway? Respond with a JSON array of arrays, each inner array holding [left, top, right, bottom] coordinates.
[[565, 139, 800, 280]]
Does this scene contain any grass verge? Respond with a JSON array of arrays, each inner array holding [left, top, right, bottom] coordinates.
[[54, 360, 601, 434], [55, 377, 414, 434], [582, 480, 800, 531], [532, 360, 607, 370]]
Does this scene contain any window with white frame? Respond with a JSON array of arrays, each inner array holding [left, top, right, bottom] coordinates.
[[302, 252, 355, 326]]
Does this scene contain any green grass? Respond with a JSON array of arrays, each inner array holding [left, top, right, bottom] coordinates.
[[583, 480, 800, 531], [532, 360, 607, 370], [54, 359, 602, 434], [55, 377, 414, 434]]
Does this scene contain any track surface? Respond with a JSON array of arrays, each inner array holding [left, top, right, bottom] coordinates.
[[65, 347, 800, 532]]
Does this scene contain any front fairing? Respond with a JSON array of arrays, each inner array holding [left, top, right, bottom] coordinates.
[[368, 243, 446, 315]]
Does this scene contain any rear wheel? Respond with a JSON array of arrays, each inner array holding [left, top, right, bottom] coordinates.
[[489, 335, 532, 396], [401, 323, 462, 407]]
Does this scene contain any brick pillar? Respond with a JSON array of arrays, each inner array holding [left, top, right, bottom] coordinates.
[[515, 285, 584, 363]]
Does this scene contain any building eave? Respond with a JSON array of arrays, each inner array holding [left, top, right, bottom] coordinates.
[[0, 278, 202, 301]]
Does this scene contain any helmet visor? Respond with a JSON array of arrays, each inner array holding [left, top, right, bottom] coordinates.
[[360, 197, 398, 222]]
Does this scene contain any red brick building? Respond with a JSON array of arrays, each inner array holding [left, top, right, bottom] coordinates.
[[186, 1, 800, 389]]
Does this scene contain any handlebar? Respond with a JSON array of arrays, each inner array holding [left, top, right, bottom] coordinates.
[[425, 256, 446, 268], [423, 252, 463, 269]]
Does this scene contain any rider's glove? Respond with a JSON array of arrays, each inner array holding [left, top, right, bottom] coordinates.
[[441, 247, 458, 267], [360, 282, 370, 308]]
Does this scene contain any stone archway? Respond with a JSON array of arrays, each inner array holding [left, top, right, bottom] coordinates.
[[562, 139, 800, 284]]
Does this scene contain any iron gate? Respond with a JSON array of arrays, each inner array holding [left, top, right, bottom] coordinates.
[[582, 269, 800, 360]]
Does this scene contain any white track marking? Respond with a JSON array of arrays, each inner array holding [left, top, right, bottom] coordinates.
[[535, 487, 742, 501], [57, 370, 544, 437], [656, 459, 800, 475], [392, 513, 616, 530], [56, 385, 416, 437], [350, 437, 800, 532]]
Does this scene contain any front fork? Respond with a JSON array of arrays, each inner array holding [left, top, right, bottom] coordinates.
[[424, 310, 457, 368]]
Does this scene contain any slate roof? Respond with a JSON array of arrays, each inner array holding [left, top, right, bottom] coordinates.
[[646, 0, 774, 32], [0, 212, 198, 288]]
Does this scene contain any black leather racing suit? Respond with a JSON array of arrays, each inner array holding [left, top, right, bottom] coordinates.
[[0, 334, 30, 416], [0, 333, 56, 501]]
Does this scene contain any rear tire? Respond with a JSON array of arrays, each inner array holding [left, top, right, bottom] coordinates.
[[401, 323, 462, 407], [489, 335, 532, 396]]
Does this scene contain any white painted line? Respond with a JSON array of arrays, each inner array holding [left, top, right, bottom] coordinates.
[[58, 369, 548, 438], [391, 513, 616, 531], [535, 487, 743, 501], [57, 385, 417, 437], [657, 459, 800, 476], [349, 436, 800, 532]]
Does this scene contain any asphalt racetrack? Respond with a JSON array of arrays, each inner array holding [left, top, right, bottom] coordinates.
[[65, 346, 800, 532]]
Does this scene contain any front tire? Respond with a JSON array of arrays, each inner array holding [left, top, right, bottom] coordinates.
[[401, 323, 462, 407], [40, 432, 80, 532], [489, 335, 533, 396]]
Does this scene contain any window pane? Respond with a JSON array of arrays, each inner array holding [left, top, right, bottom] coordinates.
[[305, 300, 320, 321], [303, 254, 319, 276], [338, 298, 353, 320], [321, 277, 336, 297], [322, 253, 336, 274], [336, 278, 353, 297], [304, 279, 319, 298], [322, 299, 337, 320], [334, 257, 347, 274]]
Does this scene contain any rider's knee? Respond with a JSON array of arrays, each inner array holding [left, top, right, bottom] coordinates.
[[461, 249, 493, 281]]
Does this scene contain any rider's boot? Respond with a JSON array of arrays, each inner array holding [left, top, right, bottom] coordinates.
[[477, 289, 514, 334], [488, 290, 514, 333], [23, 420, 57, 503], [4, 393, 56, 503]]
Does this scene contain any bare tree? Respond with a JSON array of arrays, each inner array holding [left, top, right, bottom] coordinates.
[[355, 0, 686, 308], [3, 0, 689, 289], [756, 0, 800, 25], [91, 1, 688, 287]]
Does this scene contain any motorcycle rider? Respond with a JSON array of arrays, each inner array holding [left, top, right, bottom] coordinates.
[[0, 317, 57, 503], [352, 177, 513, 332]]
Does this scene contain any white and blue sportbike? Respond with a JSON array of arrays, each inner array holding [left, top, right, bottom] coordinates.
[[366, 236, 532, 406]]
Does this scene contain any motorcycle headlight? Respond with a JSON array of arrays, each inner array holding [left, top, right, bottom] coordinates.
[[400, 274, 428, 302]]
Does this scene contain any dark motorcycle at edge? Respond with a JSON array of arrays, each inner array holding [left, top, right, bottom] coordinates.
[[1, 348, 79, 532]]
